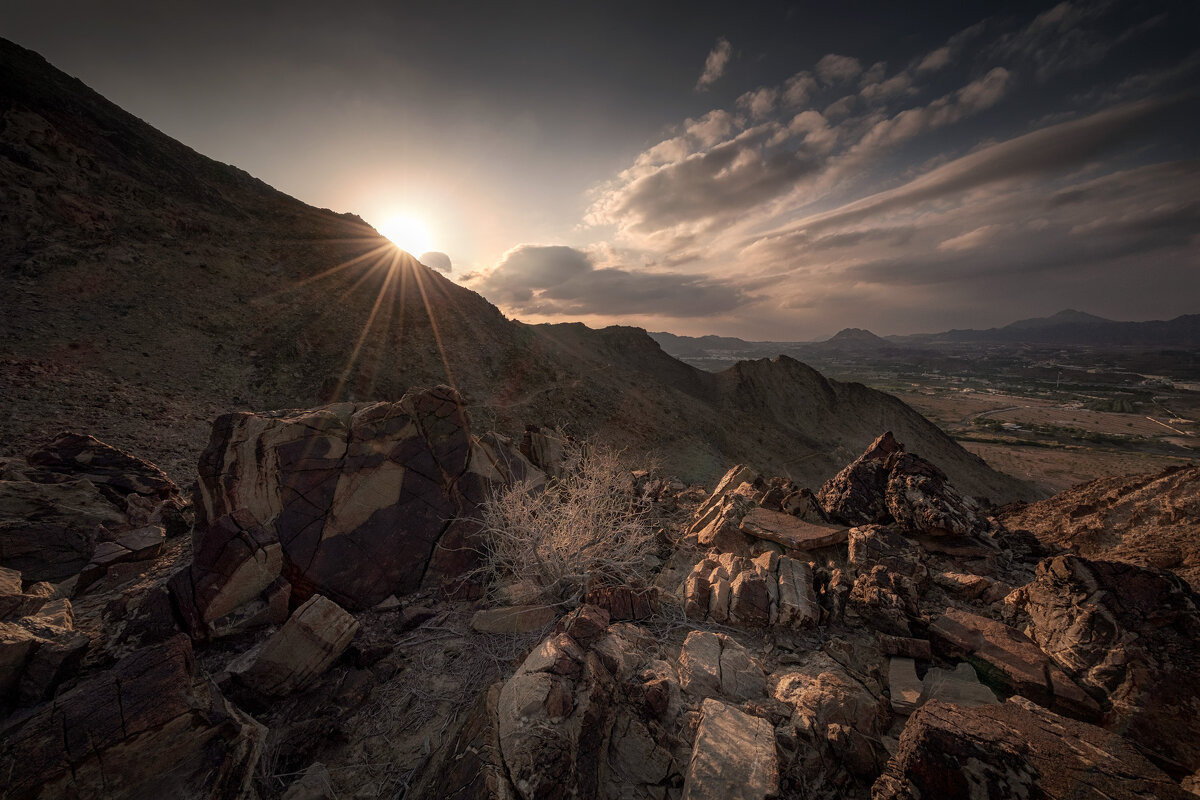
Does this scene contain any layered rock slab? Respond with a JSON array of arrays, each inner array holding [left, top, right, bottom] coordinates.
[[0, 635, 264, 800], [682, 698, 778, 800], [873, 698, 1192, 800]]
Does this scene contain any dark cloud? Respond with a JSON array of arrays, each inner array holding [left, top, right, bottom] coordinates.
[[468, 245, 751, 317], [816, 53, 862, 84], [418, 251, 452, 272]]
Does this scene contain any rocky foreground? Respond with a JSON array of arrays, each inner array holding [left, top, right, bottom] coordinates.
[[1, 385, 1198, 799]]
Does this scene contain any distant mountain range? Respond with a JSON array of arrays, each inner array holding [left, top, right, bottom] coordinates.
[[651, 309, 1200, 357]]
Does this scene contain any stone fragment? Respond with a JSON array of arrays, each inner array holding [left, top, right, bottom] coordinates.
[[873, 698, 1192, 800], [0, 566, 52, 620], [934, 570, 991, 599], [917, 662, 998, 708], [888, 657, 923, 715], [233, 594, 359, 696], [849, 565, 919, 636], [684, 569, 711, 620], [776, 556, 819, 628], [707, 575, 732, 623], [471, 604, 557, 634], [740, 507, 848, 550], [555, 604, 610, 647], [682, 698, 778, 800], [0, 478, 122, 581], [930, 607, 1098, 720]]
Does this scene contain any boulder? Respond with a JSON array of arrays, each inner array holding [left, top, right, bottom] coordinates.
[[849, 565, 920, 637], [817, 432, 899, 525], [739, 507, 848, 551], [584, 586, 658, 621], [0, 635, 265, 800], [0, 479, 124, 581], [873, 698, 1192, 800], [728, 570, 770, 627], [682, 698, 778, 800], [195, 386, 507, 609], [232, 594, 358, 696], [929, 607, 1098, 721], [1015, 555, 1200, 775]]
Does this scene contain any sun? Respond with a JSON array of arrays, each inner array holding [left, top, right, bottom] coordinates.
[[377, 214, 432, 255]]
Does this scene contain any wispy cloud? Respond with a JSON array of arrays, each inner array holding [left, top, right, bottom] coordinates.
[[696, 37, 732, 91]]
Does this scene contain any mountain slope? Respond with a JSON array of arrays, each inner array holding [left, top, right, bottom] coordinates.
[[0, 37, 1037, 501]]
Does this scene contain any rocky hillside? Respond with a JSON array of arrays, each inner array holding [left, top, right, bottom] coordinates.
[[1, 410, 1197, 799], [1001, 463, 1200, 589], [0, 36, 1036, 503]]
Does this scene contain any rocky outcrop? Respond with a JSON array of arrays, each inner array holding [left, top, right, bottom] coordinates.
[[0, 635, 264, 800], [1013, 555, 1200, 775], [682, 552, 818, 629], [873, 698, 1192, 800], [195, 386, 531, 609], [26, 432, 179, 504], [818, 433, 990, 537], [930, 607, 1098, 721], [231, 594, 359, 697], [1001, 464, 1200, 589]]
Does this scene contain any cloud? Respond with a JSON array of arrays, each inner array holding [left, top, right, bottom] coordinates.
[[990, 1, 1112, 81], [418, 251, 452, 272], [696, 37, 732, 91], [916, 47, 951, 73], [466, 244, 751, 317], [737, 87, 778, 119], [816, 53, 863, 84], [782, 71, 818, 107]]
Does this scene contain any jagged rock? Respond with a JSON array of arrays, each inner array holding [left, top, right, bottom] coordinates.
[[0, 478, 124, 581], [818, 432, 899, 525], [0, 598, 89, 707], [196, 386, 513, 609], [472, 431, 547, 490], [917, 662, 998, 708], [76, 524, 165, 593], [849, 565, 920, 636], [775, 654, 890, 780], [232, 594, 358, 696], [678, 630, 766, 702], [682, 698, 778, 800], [818, 433, 989, 538], [873, 698, 1192, 800], [0, 567, 54, 620], [929, 607, 1099, 721], [934, 570, 991, 599], [584, 586, 658, 620], [1014, 555, 1200, 775], [26, 432, 179, 504], [888, 657, 922, 715], [847, 524, 929, 588], [691, 493, 757, 554], [780, 487, 827, 523], [0, 635, 265, 800], [739, 507, 848, 550], [471, 604, 557, 634], [170, 509, 282, 638], [555, 604, 611, 648]]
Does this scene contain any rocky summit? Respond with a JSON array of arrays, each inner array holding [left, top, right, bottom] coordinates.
[[2, 410, 1198, 799]]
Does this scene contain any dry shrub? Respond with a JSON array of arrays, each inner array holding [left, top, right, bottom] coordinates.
[[477, 440, 656, 607]]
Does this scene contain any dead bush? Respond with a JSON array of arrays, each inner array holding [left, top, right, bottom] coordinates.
[[476, 440, 656, 607]]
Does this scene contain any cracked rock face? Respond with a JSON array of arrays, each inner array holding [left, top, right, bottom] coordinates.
[[195, 386, 492, 610]]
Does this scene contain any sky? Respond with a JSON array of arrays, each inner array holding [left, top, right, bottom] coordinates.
[[6, 0, 1200, 339]]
